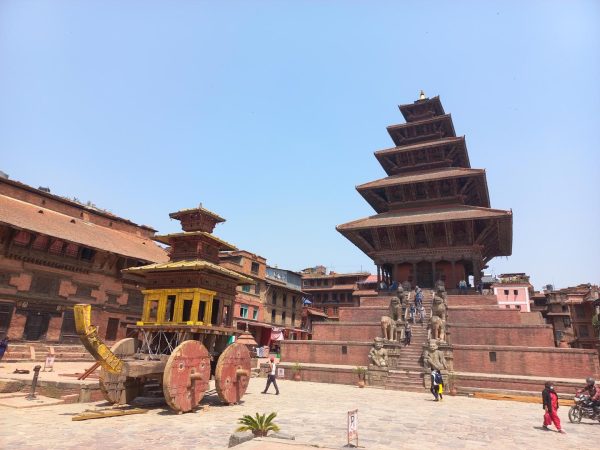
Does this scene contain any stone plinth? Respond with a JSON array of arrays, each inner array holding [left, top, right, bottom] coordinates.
[[448, 324, 555, 347], [452, 344, 600, 378], [311, 322, 382, 341]]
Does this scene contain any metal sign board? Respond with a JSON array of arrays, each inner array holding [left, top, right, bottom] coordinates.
[[277, 368, 285, 378], [347, 409, 358, 447]]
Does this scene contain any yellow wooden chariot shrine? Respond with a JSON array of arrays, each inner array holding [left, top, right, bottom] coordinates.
[[74, 207, 254, 413]]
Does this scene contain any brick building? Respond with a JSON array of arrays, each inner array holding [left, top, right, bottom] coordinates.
[[0, 176, 168, 343], [219, 251, 308, 349], [219, 250, 268, 345], [491, 273, 533, 312], [540, 284, 600, 349], [300, 266, 370, 319], [265, 267, 307, 342]]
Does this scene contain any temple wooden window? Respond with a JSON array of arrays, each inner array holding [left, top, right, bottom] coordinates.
[[49, 239, 65, 255], [30, 274, 59, 295], [252, 308, 258, 320], [80, 247, 95, 261], [271, 291, 277, 305], [271, 309, 276, 323], [13, 230, 31, 246], [489, 352, 497, 362], [341, 345, 348, 354], [240, 304, 249, 319], [0, 272, 11, 287], [147, 300, 159, 321], [164, 295, 176, 322], [282, 295, 287, 307], [242, 285, 251, 293], [76, 285, 94, 298], [31, 235, 49, 251], [281, 311, 286, 324], [64, 243, 79, 258], [181, 298, 193, 321], [126, 289, 143, 308], [332, 293, 337, 302], [251, 262, 259, 275], [563, 317, 571, 327], [579, 326, 589, 337], [574, 305, 586, 319], [292, 297, 297, 309], [291, 312, 295, 325], [106, 294, 119, 305], [254, 284, 260, 295]]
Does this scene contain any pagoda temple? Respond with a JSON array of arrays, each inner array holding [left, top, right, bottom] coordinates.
[[337, 93, 512, 289]]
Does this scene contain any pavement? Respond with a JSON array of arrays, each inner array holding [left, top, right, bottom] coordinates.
[[0, 361, 100, 386], [1, 373, 597, 449]]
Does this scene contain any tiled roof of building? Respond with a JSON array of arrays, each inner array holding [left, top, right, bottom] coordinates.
[[301, 272, 370, 279], [337, 205, 512, 231], [154, 231, 237, 251], [0, 194, 168, 262], [123, 260, 254, 284], [357, 167, 485, 190]]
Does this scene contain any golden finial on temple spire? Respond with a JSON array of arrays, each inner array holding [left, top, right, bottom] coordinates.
[[419, 90, 426, 100]]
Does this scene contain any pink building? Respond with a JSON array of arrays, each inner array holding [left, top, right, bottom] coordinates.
[[492, 273, 532, 313]]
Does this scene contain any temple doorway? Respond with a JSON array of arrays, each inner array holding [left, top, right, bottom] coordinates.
[[416, 261, 433, 288], [23, 311, 50, 341]]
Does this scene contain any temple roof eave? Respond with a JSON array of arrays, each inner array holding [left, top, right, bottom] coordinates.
[[153, 231, 237, 251], [336, 206, 512, 231], [356, 167, 486, 190], [122, 260, 254, 284]]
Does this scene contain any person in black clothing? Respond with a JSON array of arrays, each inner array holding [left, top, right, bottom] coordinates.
[[0, 336, 8, 361]]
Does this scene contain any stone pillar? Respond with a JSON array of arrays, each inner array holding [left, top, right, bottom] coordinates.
[[377, 265, 381, 284]]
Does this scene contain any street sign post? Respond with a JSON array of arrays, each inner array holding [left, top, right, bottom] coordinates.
[[347, 409, 358, 447]]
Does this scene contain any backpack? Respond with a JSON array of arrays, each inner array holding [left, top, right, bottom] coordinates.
[[435, 372, 443, 384]]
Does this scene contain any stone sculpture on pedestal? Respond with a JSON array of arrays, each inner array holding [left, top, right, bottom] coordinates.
[[369, 337, 389, 367], [421, 340, 447, 371]]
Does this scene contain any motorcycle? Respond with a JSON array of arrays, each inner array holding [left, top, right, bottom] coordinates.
[[568, 392, 600, 423]]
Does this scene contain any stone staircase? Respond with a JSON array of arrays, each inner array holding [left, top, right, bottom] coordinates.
[[383, 289, 433, 391]]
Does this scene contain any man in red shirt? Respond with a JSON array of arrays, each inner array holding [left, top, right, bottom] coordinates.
[[542, 381, 565, 433]]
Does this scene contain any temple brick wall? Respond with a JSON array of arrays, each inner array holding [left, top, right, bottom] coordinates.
[[312, 322, 380, 341], [452, 345, 600, 379], [448, 307, 521, 323], [447, 295, 498, 306], [337, 306, 388, 322], [448, 324, 555, 347], [281, 341, 371, 366]]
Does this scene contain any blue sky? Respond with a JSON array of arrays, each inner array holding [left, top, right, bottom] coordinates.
[[1, 1, 598, 289]]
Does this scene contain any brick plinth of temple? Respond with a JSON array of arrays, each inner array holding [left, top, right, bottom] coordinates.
[[280, 290, 600, 395], [447, 294, 600, 393]]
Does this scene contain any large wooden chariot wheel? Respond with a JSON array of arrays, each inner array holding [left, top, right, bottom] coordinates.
[[215, 342, 251, 404], [99, 338, 141, 405], [162, 340, 211, 413]]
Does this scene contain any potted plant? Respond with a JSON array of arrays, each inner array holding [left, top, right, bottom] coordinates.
[[354, 366, 367, 388], [236, 412, 280, 437], [291, 362, 302, 381]]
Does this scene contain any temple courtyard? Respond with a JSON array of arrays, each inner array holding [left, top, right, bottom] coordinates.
[[0, 375, 596, 449]]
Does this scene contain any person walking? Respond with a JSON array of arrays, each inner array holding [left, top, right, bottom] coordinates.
[[418, 304, 426, 326], [435, 370, 444, 401], [0, 336, 8, 361], [430, 369, 439, 401], [409, 304, 416, 323], [542, 381, 565, 433], [262, 356, 280, 395], [404, 323, 412, 346]]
